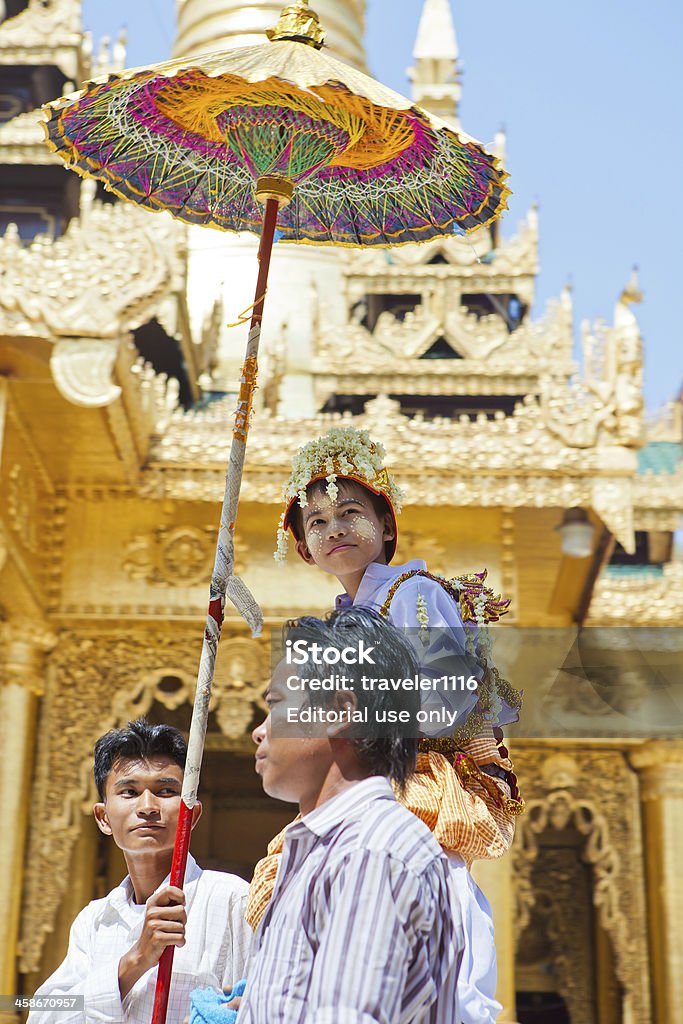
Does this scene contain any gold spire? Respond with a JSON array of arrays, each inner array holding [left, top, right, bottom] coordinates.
[[266, 0, 326, 49], [620, 265, 644, 306]]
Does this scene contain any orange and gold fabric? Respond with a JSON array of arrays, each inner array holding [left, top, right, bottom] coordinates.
[[245, 726, 522, 930]]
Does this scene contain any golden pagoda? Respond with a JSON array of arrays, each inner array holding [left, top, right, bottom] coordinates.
[[0, 1, 681, 1021]]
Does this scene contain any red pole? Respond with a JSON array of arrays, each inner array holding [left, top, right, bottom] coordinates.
[[150, 196, 280, 1024], [251, 198, 279, 328]]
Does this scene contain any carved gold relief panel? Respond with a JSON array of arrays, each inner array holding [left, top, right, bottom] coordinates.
[[0, 395, 54, 600], [513, 745, 651, 1023]]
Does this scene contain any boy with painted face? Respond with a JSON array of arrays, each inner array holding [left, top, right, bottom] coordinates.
[[248, 425, 524, 1024]]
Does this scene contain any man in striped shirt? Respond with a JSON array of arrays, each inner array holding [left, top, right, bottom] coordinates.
[[238, 607, 464, 1024]]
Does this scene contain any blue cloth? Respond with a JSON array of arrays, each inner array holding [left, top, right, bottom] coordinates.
[[189, 980, 247, 1024]]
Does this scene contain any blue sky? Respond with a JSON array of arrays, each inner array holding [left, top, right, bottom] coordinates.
[[82, 0, 683, 413]]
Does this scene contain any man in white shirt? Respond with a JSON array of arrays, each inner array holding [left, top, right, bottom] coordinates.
[[238, 607, 464, 1024], [30, 719, 251, 1024]]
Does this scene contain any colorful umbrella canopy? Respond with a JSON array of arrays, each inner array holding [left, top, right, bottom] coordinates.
[[41, 6, 510, 1021], [43, 7, 508, 246]]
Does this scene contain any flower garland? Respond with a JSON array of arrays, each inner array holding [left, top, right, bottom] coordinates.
[[416, 592, 430, 642]]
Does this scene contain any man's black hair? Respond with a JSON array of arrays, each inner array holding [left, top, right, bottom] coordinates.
[[283, 607, 419, 790], [93, 718, 186, 800], [289, 477, 391, 548]]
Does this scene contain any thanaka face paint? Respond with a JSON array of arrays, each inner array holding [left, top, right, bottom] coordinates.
[[299, 480, 393, 583]]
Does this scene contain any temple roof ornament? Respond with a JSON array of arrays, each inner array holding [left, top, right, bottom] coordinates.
[[409, 0, 461, 124], [340, 205, 539, 284], [620, 266, 644, 307], [0, 0, 83, 80], [83, 27, 128, 79], [144, 391, 638, 550], [633, 466, 683, 532], [0, 198, 198, 416], [151, 389, 636, 472], [0, 200, 183, 341], [587, 561, 683, 625], [311, 290, 574, 402], [645, 400, 683, 443], [413, 0, 458, 60], [0, 107, 62, 163]]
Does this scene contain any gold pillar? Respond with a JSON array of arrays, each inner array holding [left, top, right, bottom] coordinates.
[[630, 741, 683, 1024], [0, 627, 55, 993], [471, 854, 519, 1024]]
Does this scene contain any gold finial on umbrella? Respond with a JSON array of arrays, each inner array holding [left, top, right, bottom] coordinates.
[[266, 0, 326, 49]]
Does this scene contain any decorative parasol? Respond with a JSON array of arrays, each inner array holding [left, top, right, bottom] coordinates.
[[42, 3, 509, 1021]]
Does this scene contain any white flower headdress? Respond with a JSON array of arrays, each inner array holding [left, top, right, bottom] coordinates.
[[275, 426, 404, 562]]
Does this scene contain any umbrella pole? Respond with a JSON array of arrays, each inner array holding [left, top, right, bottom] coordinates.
[[150, 194, 281, 1024]]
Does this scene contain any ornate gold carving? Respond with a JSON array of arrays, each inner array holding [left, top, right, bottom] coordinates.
[[591, 477, 635, 555], [634, 466, 683, 517], [409, 0, 461, 124], [145, 398, 637, 550], [7, 463, 38, 552], [0, 0, 82, 81], [154, 396, 616, 472], [0, 200, 183, 341], [50, 338, 122, 408], [19, 627, 270, 971], [588, 562, 683, 625], [634, 508, 681, 532], [0, 107, 62, 164], [341, 205, 538, 279], [260, 329, 287, 416], [316, 270, 569, 389], [142, 464, 598, 510], [0, 623, 57, 691], [513, 745, 652, 1023], [541, 302, 644, 451], [44, 492, 66, 612], [645, 400, 682, 443], [214, 637, 267, 738], [518, 847, 597, 1023], [123, 525, 247, 586], [500, 508, 518, 623]]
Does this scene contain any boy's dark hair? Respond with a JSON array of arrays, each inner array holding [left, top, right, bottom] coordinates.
[[283, 607, 419, 790], [93, 718, 186, 800], [288, 477, 393, 558]]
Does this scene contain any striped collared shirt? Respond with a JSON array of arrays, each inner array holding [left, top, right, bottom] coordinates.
[[239, 776, 463, 1024]]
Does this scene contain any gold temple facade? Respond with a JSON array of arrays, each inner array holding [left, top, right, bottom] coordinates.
[[0, 2, 682, 1022]]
